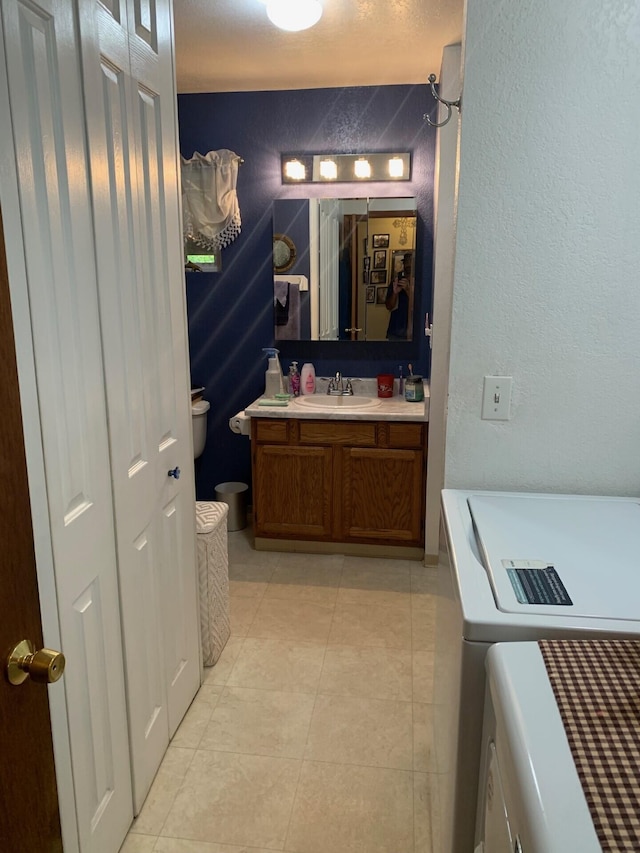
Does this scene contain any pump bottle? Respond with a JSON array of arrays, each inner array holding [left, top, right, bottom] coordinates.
[[262, 348, 285, 397]]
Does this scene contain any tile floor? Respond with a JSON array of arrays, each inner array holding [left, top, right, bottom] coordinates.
[[122, 527, 440, 853]]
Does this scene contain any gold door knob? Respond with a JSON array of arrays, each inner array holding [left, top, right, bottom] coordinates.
[[6, 639, 65, 686]]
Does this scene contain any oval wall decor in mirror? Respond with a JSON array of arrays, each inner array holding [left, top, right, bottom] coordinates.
[[273, 233, 297, 273], [272, 197, 417, 342]]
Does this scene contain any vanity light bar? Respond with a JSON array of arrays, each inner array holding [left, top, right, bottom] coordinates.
[[281, 152, 411, 183]]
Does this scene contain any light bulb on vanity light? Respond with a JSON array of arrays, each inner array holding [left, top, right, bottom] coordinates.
[[284, 159, 306, 180], [388, 156, 405, 178], [319, 158, 337, 180], [354, 158, 371, 179], [266, 0, 323, 32]]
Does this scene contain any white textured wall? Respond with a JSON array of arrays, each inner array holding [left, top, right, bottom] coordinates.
[[445, 0, 640, 494], [425, 43, 462, 557]]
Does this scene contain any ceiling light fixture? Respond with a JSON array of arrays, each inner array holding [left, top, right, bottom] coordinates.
[[282, 152, 412, 184], [265, 0, 323, 32]]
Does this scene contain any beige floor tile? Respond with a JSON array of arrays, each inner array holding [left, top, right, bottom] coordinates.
[[161, 750, 301, 849], [228, 560, 277, 582], [411, 597, 436, 651], [305, 694, 413, 770], [413, 651, 435, 704], [273, 552, 344, 575], [329, 603, 412, 649], [229, 579, 268, 599], [341, 560, 412, 589], [227, 638, 325, 693], [130, 747, 195, 835], [155, 839, 275, 853], [202, 638, 244, 687], [414, 772, 441, 853], [413, 702, 435, 772], [285, 761, 414, 853], [170, 687, 222, 749], [265, 582, 338, 605], [200, 686, 315, 758], [247, 598, 334, 643], [342, 555, 415, 574], [120, 835, 157, 852], [336, 586, 412, 608], [229, 596, 260, 637], [318, 645, 413, 701], [411, 565, 438, 594]]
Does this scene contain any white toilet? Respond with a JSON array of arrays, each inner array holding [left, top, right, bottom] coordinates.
[[192, 399, 210, 459]]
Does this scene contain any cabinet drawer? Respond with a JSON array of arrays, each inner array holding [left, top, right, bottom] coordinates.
[[388, 423, 425, 449], [299, 420, 377, 446], [254, 419, 289, 444]]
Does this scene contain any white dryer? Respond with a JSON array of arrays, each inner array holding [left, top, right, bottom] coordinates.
[[433, 490, 640, 853], [475, 642, 601, 853]]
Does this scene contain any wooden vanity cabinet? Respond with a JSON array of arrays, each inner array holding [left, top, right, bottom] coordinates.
[[252, 418, 427, 549]]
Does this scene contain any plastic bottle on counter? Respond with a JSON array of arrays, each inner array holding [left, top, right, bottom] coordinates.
[[300, 362, 316, 395], [288, 361, 301, 397], [262, 347, 285, 398]]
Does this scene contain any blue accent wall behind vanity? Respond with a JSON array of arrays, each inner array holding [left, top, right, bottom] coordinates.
[[179, 85, 436, 499]]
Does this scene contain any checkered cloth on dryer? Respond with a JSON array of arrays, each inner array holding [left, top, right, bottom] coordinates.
[[539, 639, 640, 851]]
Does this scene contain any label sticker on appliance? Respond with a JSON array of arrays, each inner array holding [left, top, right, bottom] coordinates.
[[502, 560, 573, 606]]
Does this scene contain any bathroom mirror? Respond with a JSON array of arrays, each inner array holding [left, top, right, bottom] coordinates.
[[272, 196, 417, 342]]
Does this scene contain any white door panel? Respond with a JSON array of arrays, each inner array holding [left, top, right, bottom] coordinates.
[[126, 0, 200, 739], [78, 0, 171, 809], [79, 0, 199, 811], [0, 2, 133, 852]]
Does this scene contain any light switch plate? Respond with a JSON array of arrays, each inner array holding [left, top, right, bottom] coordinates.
[[482, 376, 513, 420]]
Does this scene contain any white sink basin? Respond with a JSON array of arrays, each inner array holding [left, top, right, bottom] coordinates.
[[293, 395, 381, 409]]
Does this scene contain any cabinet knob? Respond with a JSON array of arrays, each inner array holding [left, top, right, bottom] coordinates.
[[168, 466, 181, 479]]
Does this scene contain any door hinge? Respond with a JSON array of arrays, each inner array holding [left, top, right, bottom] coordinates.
[[425, 313, 433, 348]]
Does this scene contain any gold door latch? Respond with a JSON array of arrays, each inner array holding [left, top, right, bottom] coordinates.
[[6, 639, 65, 686]]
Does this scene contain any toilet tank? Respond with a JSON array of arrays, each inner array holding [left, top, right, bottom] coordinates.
[[191, 399, 210, 459]]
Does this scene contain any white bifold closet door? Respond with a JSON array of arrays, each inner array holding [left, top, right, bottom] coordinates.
[[0, 0, 199, 848], [0, 1, 134, 851], [77, 0, 200, 814]]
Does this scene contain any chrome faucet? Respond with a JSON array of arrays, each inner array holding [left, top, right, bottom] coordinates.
[[327, 372, 353, 395]]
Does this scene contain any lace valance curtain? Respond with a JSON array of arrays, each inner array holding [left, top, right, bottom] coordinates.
[[181, 149, 241, 252]]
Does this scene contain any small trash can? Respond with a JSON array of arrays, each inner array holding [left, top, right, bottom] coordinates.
[[214, 481, 248, 531]]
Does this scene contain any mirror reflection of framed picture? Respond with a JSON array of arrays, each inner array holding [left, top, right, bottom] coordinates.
[[392, 249, 414, 277], [372, 233, 389, 248], [376, 286, 387, 304], [370, 270, 387, 285], [366, 285, 375, 303], [373, 249, 386, 269]]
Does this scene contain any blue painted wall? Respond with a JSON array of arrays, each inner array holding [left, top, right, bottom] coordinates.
[[179, 85, 436, 499]]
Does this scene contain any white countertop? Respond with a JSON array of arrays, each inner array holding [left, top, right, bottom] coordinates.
[[244, 377, 429, 422]]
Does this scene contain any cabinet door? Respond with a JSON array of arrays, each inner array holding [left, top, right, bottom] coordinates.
[[340, 447, 424, 544], [254, 445, 333, 537], [78, 0, 200, 813]]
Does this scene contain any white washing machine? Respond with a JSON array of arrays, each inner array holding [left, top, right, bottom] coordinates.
[[433, 490, 640, 853], [475, 642, 601, 853]]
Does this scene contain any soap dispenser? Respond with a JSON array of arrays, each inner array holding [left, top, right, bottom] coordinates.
[[262, 348, 285, 398], [288, 361, 301, 396]]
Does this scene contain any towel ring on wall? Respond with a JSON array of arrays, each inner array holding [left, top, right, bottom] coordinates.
[[423, 74, 461, 128]]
